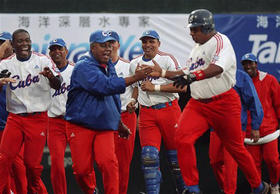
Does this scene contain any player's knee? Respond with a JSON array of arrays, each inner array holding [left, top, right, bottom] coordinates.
[[166, 150, 180, 171], [141, 146, 159, 167]]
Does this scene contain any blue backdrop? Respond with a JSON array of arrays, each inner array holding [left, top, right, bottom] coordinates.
[[215, 14, 280, 80]]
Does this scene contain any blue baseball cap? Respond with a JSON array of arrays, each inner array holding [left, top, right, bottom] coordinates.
[[0, 32, 12, 41], [89, 30, 116, 44], [241, 53, 258, 63], [107, 30, 120, 42], [49, 38, 67, 48], [140, 30, 160, 40]]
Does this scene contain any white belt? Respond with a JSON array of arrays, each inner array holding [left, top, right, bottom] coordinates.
[[244, 129, 280, 145]]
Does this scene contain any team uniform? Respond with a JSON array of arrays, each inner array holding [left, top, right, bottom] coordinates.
[[65, 49, 127, 194], [0, 52, 59, 193], [176, 32, 263, 191], [113, 57, 137, 194], [47, 62, 74, 194], [245, 70, 280, 187], [209, 69, 263, 194], [130, 51, 187, 194]]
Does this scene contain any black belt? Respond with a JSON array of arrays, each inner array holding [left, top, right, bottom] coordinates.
[[18, 112, 42, 117]]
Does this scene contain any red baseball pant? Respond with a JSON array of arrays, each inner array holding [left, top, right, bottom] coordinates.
[[246, 139, 280, 185], [138, 100, 181, 150], [209, 131, 246, 194], [114, 111, 136, 194], [0, 112, 47, 194], [47, 117, 68, 194], [176, 89, 261, 188], [66, 122, 119, 194]]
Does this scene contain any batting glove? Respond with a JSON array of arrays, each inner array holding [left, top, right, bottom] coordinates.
[[0, 69, 11, 78], [173, 73, 197, 89]]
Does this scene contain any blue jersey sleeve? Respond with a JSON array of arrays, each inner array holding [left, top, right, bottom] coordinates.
[[236, 70, 263, 130], [72, 59, 126, 96]]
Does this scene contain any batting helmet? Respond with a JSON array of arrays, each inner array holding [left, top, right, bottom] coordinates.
[[187, 9, 215, 33]]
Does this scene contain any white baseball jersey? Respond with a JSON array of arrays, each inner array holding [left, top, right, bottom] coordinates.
[[0, 52, 59, 114], [184, 32, 236, 99], [130, 51, 180, 106], [114, 58, 134, 112], [48, 62, 74, 117]]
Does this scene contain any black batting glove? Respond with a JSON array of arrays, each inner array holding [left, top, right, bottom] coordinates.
[[173, 73, 197, 89], [0, 69, 11, 78]]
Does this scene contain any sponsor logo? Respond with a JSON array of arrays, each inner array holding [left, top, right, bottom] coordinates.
[[249, 34, 280, 63]]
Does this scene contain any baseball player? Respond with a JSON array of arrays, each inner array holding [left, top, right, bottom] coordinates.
[[107, 30, 138, 194], [129, 30, 188, 194], [149, 9, 269, 194], [47, 38, 75, 194], [0, 29, 62, 194], [0, 31, 48, 194], [209, 69, 264, 194], [65, 30, 151, 194], [242, 53, 280, 194]]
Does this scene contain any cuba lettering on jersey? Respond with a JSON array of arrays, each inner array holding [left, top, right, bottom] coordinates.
[[114, 58, 134, 112], [48, 62, 75, 117], [130, 51, 180, 106], [0, 52, 59, 114], [186, 32, 237, 99]]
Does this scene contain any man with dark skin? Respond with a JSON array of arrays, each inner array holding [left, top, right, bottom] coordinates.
[[47, 38, 75, 194], [242, 53, 280, 194], [150, 9, 269, 194], [0, 29, 62, 194], [65, 30, 151, 194]]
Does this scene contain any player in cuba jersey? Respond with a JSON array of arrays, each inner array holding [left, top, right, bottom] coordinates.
[[0, 29, 62, 194], [47, 38, 75, 194]]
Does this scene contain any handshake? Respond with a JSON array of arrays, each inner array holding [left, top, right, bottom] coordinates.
[[135, 60, 197, 89]]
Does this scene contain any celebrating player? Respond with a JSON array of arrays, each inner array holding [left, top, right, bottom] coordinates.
[[149, 9, 269, 194], [130, 30, 188, 194], [65, 30, 152, 194], [0, 29, 62, 194], [47, 38, 75, 194], [209, 69, 264, 194], [242, 53, 280, 194], [107, 30, 138, 194]]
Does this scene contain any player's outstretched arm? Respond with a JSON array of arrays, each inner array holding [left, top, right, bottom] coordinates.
[[140, 80, 187, 93], [124, 65, 152, 86], [39, 67, 62, 90], [149, 60, 185, 79]]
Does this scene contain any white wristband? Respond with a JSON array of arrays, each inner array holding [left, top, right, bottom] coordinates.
[[161, 69, 166, 78], [154, 85, 161, 92], [130, 98, 137, 103]]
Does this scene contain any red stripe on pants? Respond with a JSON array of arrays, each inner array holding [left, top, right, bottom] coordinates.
[[114, 111, 137, 194], [176, 88, 261, 188], [66, 122, 119, 194]]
